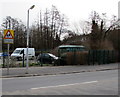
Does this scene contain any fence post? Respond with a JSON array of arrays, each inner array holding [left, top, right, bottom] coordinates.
[[71, 50, 75, 65], [40, 50, 43, 67], [103, 50, 105, 64], [58, 49, 60, 66], [106, 50, 109, 64], [98, 50, 101, 65], [92, 50, 95, 65], [100, 50, 103, 64], [111, 50, 114, 63], [2, 56, 5, 68], [87, 50, 90, 65], [73, 50, 76, 65]]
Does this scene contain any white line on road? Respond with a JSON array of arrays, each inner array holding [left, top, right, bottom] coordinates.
[[31, 81, 98, 90], [99, 71, 107, 72]]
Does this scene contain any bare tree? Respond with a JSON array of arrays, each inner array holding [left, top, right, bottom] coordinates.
[[31, 5, 68, 50]]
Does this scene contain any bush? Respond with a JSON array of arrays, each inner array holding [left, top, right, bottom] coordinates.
[[66, 51, 88, 65]]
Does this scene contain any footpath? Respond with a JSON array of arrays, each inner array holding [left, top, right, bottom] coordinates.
[[1, 63, 119, 78]]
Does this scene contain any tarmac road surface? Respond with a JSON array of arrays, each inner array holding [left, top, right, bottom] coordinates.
[[2, 69, 118, 95]]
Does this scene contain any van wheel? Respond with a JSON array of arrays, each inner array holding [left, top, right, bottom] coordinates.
[[17, 57, 22, 61], [31, 56, 35, 60], [17, 57, 20, 61]]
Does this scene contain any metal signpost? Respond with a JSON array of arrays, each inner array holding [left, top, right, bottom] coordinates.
[[4, 29, 14, 75]]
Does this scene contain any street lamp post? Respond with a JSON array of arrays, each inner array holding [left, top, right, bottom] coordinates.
[[26, 5, 35, 74]]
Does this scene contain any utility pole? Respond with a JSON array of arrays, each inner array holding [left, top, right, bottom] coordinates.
[[26, 5, 35, 74]]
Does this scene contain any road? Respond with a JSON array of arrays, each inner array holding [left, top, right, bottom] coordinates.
[[2, 70, 118, 95]]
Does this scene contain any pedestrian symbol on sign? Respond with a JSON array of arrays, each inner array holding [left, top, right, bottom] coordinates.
[[4, 30, 14, 39], [6, 31, 12, 38]]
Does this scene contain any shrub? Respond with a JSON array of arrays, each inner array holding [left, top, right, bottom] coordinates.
[[66, 51, 88, 65]]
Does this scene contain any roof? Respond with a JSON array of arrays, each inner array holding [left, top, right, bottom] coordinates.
[[58, 45, 85, 48]]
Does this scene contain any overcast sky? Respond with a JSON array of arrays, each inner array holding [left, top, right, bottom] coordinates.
[[0, 0, 119, 31]]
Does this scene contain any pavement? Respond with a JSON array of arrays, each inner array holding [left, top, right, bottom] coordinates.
[[1, 63, 119, 78]]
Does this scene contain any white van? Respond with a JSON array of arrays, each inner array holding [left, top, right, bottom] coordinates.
[[11, 48, 35, 60]]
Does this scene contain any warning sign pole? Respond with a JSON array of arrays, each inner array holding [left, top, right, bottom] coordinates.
[[7, 21, 10, 75], [7, 43, 9, 75], [3, 29, 14, 75]]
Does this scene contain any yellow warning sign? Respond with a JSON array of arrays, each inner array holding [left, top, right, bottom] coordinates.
[[4, 29, 14, 39]]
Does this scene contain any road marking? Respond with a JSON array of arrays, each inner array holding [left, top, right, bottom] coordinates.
[[31, 81, 98, 90], [99, 71, 107, 72]]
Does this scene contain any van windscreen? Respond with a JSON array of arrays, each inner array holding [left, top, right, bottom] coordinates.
[[13, 50, 21, 54]]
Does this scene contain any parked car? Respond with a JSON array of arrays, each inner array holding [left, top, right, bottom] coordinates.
[[0, 52, 9, 57], [37, 53, 58, 64], [0, 52, 9, 59]]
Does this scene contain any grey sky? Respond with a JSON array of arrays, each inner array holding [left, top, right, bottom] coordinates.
[[0, 0, 119, 32], [118, 1, 120, 28]]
